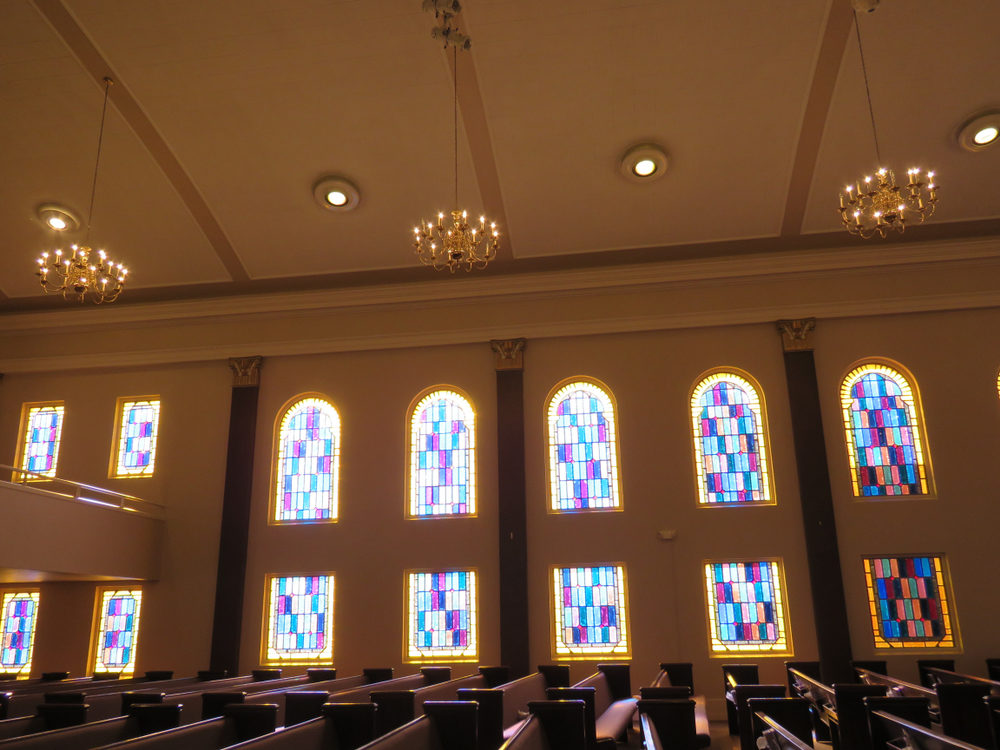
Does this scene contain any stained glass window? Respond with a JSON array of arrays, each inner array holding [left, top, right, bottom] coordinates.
[[547, 381, 621, 512], [263, 574, 334, 664], [863, 556, 956, 649], [1, 592, 40, 678], [552, 564, 630, 658], [408, 390, 475, 517], [93, 588, 142, 675], [841, 364, 930, 497], [704, 560, 789, 653], [406, 570, 477, 662], [112, 398, 161, 477], [274, 397, 340, 522], [691, 372, 772, 505], [17, 403, 65, 479]]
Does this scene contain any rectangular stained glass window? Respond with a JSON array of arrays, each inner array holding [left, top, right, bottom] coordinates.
[[93, 588, 142, 675], [705, 560, 789, 654], [1, 591, 40, 678], [552, 564, 630, 658], [264, 574, 334, 664], [863, 556, 956, 649], [406, 570, 477, 662], [17, 403, 65, 479], [112, 398, 161, 477]]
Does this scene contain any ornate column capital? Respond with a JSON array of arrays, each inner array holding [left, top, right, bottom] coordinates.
[[777, 319, 816, 352], [490, 339, 525, 371], [229, 356, 263, 387]]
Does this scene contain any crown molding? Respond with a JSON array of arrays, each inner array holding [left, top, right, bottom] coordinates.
[[1, 236, 997, 334]]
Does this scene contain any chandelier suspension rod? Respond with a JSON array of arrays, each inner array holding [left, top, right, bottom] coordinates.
[[853, 13, 882, 165], [452, 44, 458, 209], [85, 77, 113, 244]]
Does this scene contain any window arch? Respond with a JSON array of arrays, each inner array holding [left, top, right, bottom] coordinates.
[[690, 370, 773, 505], [407, 388, 476, 518], [273, 395, 341, 522], [546, 378, 622, 512], [841, 362, 930, 497]]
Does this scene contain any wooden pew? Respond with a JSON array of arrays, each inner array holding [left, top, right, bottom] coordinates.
[[755, 712, 814, 750], [787, 666, 886, 750], [986, 696, 1000, 749], [369, 668, 507, 736], [353, 701, 477, 750], [918, 661, 957, 689], [282, 668, 445, 727], [924, 667, 1000, 696], [0, 704, 90, 740], [785, 662, 827, 741], [499, 700, 587, 750], [645, 662, 709, 746], [747, 698, 813, 749], [456, 665, 569, 749], [90, 703, 279, 750], [863, 696, 932, 750], [545, 664, 635, 748], [723, 664, 760, 735], [869, 709, 986, 750], [206, 703, 377, 750], [637, 698, 701, 750], [198, 669, 339, 720], [0, 703, 181, 749]]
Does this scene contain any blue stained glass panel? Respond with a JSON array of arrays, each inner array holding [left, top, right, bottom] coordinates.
[[412, 393, 473, 516], [1, 594, 38, 672], [549, 385, 619, 511], [556, 565, 626, 650], [697, 380, 766, 504], [269, 576, 331, 659], [22, 406, 64, 477], [276, 399, 339, 521], [409, 570, 475, 658], [708, 562, 781, 645]]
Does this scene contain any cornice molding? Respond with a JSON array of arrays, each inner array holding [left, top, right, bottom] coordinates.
[[1, 236, 997, 334]]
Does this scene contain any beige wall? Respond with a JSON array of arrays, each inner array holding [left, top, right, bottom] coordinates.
[[0, 362, 230, 677], [1, 296, 997, 705]]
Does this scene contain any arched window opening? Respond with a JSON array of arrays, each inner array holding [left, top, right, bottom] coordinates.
[[274, 396, 341, 522], [408, 389, 476, 517]]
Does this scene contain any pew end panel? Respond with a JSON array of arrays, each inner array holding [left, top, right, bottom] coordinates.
[[37, 702, 90, 730], [322, 702, 378, 749], [283, 691, 332, 727], [536, 666, 570, 689], [746, 697, 813, 749], [363, 669, 393, 684], [596, 664, 631, 701], [369, 690, 415, 736], [425, 701, 479, 750], [722, 664, 760, 735], [936, 682, 993, 748], [831, 683, 886, 750], [784, 661, 820, 696], [479, 667, 511, 688], [658, 662, 694, 693], [863, 696, 931, 750], [501, 700, 587, 750], [418, 667, 452, 685], [849, 660, 887, 679], [143, 672, 174, 682], [733, 685, 786, 750], [200, 691, 245, 720], [121, 692, 165, 715], [917, 660, 956, 689], [544, 687, 596, 750], [0, 693, 10, 721], [306, 668, 337, 683], [637, 698, 709, 750]]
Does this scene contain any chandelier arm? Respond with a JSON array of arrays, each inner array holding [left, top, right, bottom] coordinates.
[[853, 12, 881, 166], [85, 78, 114, 244]]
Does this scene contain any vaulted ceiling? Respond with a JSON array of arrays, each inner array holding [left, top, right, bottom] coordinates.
[[1, 0, 998, 312]]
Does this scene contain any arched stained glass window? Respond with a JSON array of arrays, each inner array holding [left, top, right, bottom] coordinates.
[[263, 574, 334, 664], [111, 397, 161, 478], [841, 363, 930, 497], [274, 396, 340, 522], [704, 560, 790, 654], [863, 555, 957, 649], [16, 402, 65, 480], [408, 389, 475, 517], [1, 591, 40, 678], [92, 588, 142, 676], [406, 569, 478, 662], [691, 371, 773, 505], [551, 564, 630, 659], [546, 380, 621, 512]]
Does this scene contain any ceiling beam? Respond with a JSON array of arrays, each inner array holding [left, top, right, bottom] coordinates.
[[781, 0, 854, 236], [32, 0, 251, 282]]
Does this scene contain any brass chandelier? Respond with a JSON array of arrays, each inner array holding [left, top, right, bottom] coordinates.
[[413, 2, 500, 272], [838, 9, 938, 239], [36, 77, 129, 303]]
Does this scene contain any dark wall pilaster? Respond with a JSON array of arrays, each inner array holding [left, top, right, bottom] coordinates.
[[491, 339, 529, 677], [777, 320, 854, 683], [209, 356, 262, 675]]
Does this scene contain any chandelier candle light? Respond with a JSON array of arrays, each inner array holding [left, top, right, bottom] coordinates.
[[36, 77, 128, 303], [838, 10, 938, 239], [413, 1, 500, 272]]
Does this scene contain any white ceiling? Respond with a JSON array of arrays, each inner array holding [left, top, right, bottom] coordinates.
[[1, 0, 998, 309]]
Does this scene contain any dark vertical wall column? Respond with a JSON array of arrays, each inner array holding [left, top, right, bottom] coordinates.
[[777, 320, 854, 683], [209, 356, 262, 675], [491, 339, 529, 677]]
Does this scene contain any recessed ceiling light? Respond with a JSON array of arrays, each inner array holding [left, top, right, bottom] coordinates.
[[313, 177, 360, 212], [36, 204, 81, 232], [620, 144, 668, 183], [957, 111, 1000, 152]]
